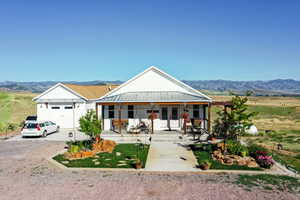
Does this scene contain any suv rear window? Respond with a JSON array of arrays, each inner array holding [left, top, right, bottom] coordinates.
[[24, 123, 38, 129], [26, 116, 37, 121]]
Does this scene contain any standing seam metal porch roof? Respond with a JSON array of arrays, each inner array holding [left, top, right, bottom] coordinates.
[[96, 91, 211, 103]]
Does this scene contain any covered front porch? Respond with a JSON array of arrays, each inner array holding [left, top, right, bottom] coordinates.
[[96, 101, 213, 135]]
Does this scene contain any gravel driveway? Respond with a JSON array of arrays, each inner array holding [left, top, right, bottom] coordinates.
[[0, 140, 299, 200]]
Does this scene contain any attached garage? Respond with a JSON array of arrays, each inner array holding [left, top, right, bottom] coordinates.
[[33, 83, 118, 129]]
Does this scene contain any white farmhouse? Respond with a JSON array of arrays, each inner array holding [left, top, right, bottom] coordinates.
[[34, 66, 218, 133], [96, 66, 213, 133]]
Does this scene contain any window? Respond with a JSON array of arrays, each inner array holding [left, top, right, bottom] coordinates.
[[108, 105, 114, 119], [64, 106, 73, 109], [171, 107, 178, 120], [26, 116, 37, 121], [128, 105, 134, 119], [193, 105, 200, 119], [24, 123, 38, 129], [51, 106, 60, 109]]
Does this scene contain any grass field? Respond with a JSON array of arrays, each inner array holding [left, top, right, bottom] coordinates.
[[0, 91, 36, 133]]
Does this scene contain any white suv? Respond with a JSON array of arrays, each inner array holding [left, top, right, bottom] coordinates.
[[21, 121, 59, 138]]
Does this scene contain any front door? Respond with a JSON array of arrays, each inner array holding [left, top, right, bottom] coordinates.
[[170, 107, 180, 129], [160, 107, 168, 129], [160, 107, 180, 130]]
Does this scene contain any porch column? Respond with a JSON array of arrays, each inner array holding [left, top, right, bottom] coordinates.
[[202, 104, 207, 129], [207, 103, 212, 133], [101, 104, 105, 130], [183, 103, 187, 135], [150, 103, 155, 134], [118, 104, 122, 135]]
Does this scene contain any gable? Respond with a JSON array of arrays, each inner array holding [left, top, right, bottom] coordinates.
[[101, 66, 211, 100], [34, 84, 84, 101]]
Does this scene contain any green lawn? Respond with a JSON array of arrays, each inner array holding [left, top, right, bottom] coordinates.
[[53, 143, 150, 168], [191, 144, 262, 171]]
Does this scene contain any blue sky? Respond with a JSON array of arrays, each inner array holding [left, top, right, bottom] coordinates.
[[0, 0, 299, 81]]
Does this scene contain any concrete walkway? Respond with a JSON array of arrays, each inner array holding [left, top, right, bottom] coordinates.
[[145, 142, 199, 172]]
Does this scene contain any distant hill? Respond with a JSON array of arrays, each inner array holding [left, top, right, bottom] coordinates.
[[182, 79, 300, 96], [0, 79, 300, 96]]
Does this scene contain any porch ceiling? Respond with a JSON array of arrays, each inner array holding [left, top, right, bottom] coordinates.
[[96, 91, 211, 104]]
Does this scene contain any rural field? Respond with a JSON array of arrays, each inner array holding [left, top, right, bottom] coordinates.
[[0, 91, 36, 135], [212, 95, 300, 173]]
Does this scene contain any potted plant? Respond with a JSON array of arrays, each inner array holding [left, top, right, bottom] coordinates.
[[135, 159, 142, 169], [148, 112, 157, 120], [199, 160, 212, 170]]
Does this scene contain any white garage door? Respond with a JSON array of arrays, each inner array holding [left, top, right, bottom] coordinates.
[[37, 102, 86, 129], [48, 104, 74, 128]]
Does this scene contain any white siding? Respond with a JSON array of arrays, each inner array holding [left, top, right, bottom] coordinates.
[[38, 85, 81, 100], [112, 70, 195, 95]]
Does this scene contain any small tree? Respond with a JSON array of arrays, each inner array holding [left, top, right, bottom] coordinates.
[[79, 110, 102, 141], [213, 92, 257, 141]]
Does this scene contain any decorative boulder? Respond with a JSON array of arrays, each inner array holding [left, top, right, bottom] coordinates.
[[92, 139, 116, 153], [246, 125, 258, 135], [224, 157, 233, 165], [247, 161, 259, 168], [237, 159, 247, 166]]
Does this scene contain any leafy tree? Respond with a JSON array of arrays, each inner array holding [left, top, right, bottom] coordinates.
[[213, 92, 257, 141], [79, 110, 102, 141]]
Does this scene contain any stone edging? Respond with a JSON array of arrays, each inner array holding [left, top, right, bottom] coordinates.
[[47, 150, 299, 176]]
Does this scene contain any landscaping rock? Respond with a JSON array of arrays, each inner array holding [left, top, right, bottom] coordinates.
[[247, 161, 259, 168], [92, 139, 116, 154], [237, 159, 246, 166], [116, 152, 121, 156], [117, 163, 127, 166], [61, 161, 69, 164], [94, 162, 100, 165], [224, 157, 233, 165]]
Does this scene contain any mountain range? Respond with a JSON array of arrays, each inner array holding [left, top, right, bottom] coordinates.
[[0, 79, 300, 96]]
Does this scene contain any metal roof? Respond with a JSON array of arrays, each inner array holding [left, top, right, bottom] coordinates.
[[96, 91, 211, 103]]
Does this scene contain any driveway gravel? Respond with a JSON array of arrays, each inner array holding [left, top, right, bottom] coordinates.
[[0, 140, 299, 200]]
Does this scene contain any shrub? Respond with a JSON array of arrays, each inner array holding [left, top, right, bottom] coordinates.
[[248, 144, 274, 168], [67, 140, 92, 152], [248, 144, 269, 158], [256, 155, 274, 169], [226, 140, 248, 156], [79, 110, 102, 141]]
